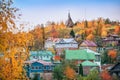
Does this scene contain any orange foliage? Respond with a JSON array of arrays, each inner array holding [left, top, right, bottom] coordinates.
[[64, 66, 76, 80], [86, 34, 94, 41], [50, 26, 59, 38], [86, 29, 92, 35], [108, 50, 117, 59], [54, 55, 61, 61], [100, 70, 112, 80], [0, 32, 31, 80], [114, 26, 120, 34], [101, 31, 107, 38]]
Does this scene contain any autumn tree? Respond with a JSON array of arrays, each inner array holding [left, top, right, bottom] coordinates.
[[101, 31, 107, 38], [58, 28, 71, 38], [29, 25, 44, 50], [64, 66, 76, 80], [86, 33, 94, 41], [84, 20, 88, 28], [114, 26, 120, 34], [101, 50, 116, 64], [50, 25, 58, 38], [100, 70, 112, 80], [108, 49, 117, 59], [0, 0, 31, 79]]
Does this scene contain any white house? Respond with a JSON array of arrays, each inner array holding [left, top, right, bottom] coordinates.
[[45, 37, 59, 49], [84, 48, 101, 71], [55, 38, 78, 55]]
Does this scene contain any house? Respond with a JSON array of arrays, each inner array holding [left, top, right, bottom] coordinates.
[[65, 49, 96, 64], [45, 37, 59, 49], [55, 38, 78, 55], [109, 56, 120, 78], [102, 34, 120, 50], [84, 48, 101, 70], [109, 62, 120, 78], [29, 50, 54, 62], [24, 60, 54, 79], [78, 61, 99, 75], [65, 49, 99, 75], [79, 40, 97, 51]]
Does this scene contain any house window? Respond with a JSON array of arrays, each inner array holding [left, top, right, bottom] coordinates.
[[47, 66, 50, 70], [36, 66, 38, 69], [39, 66, 42, 69], [44, 66, 46, 70], [33, 56, 35, 58], [95, 55, 100, 62], [48, 66, 51, 70], [47, 55, 49, 58], [32, 66, 34, 69], [33, 56, 37, 59]]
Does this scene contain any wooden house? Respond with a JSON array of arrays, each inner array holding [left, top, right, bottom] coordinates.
[[55, 38, 78, 55], [79, 40, 97, 51], [25, 60, 54, 79]]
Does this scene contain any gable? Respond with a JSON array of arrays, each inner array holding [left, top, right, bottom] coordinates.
[[110, 63, 120, 71], [80, 40, 97, 47], [80, 42, 87, 47]]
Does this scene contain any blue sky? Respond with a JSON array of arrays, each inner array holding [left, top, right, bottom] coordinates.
[[13, 0, 120, 26]]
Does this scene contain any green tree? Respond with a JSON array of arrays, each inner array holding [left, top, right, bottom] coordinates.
[[87, 69, 100, 80], [79, 64, 83, 76], [102, 50, 114, 64], [105, 18, 111, 24], [32, 74, 40, 80], [77, 69, 101, 80], [53, 65, 64, 80], [70, 29, 75, 38]]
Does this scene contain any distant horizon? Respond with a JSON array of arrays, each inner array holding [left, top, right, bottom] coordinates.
[[13, 0, 120, 28]]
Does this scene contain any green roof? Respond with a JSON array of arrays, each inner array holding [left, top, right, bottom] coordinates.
[[65, 50, 95, 60], [30, 50, 53, 56], [78, 61, 98, 66]]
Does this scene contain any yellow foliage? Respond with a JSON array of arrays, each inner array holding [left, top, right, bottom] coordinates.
[[0, 32, 31, 80], [101, 31, 107, 38], [86, 34, 94, 41]]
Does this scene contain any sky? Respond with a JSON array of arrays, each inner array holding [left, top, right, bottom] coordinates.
[[13, 0, 120, 26]]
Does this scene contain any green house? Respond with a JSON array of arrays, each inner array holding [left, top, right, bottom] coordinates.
[[30, 50, 54, 62], [65, 49, 99, 75]]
